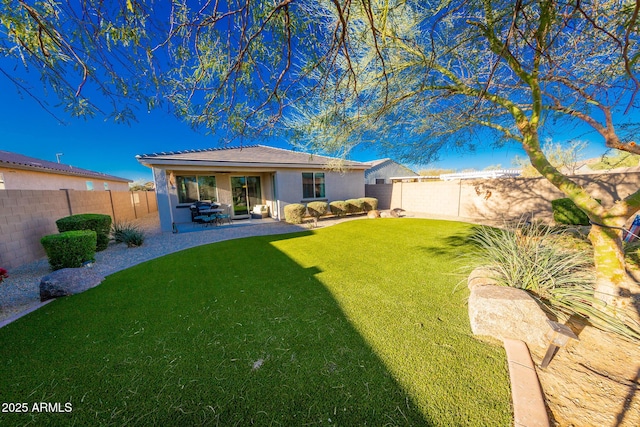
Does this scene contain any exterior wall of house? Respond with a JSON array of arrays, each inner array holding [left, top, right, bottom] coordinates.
[[0, 189, 157, 269], [274, 169, 365, 219], [0, 167, 130, 191], [153, 168, 278, 230], [365, 162, 417, 184], [152, 166, 366, 230]]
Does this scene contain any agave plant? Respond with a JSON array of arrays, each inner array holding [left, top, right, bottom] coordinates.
[[469, 222, 640, 341]]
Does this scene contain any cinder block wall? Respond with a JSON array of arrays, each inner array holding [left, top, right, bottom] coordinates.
[[391, 172, 640, 223], [0, 190, 71, 269], [0, 190, 158, 270], [364, 184, 393, 209]]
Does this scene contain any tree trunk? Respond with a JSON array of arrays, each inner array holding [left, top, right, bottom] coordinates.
[[588, 224, 640, 324]]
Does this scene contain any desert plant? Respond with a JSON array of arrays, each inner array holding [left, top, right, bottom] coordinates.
[[56, 214, 112, 251], [329, 201, 348, 217], [113, 221, 145, 247], [345, 199, 364, 214], [121, 229, 145, 247], [306, 201, 328, 226], [284, 203, 307, 224], [470, 223, 640, 341], [41, 230, 97, 271], [361, 197, 379, 212]]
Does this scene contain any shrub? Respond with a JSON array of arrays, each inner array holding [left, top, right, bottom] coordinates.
[[329, 201, 348, 217], [307, 201, 329, 225], [41, 230, 97, 271], [361, 197, 379, 212], [284, 203, 307, 224], [345, 199, 364, 214], [470, 222, 640, 341], [0, 268, 8, 284], [56, 214, 112, 251], [112, 221, 145, 247], [551, 198, 594, 226]]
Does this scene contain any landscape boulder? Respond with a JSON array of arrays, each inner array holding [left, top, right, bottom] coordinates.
[[367, 210, 381, 219], [40, 268, 104, 302], [468, 267, 550, 349]]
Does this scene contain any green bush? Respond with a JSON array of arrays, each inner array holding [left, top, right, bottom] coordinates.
[[329, 201, 348, 217], [345, 199, 364, 214], [306, 201, 328, 218], [551, 198, 596, 226], [284, 203, 307, 224], [56, 214, 112, 251], [41, 230, 97, 271], [307, 201, 328, 225], [361, 197, 379, 212]]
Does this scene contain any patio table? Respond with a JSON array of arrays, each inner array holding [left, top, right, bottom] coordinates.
[[197, 208, 224, 226]]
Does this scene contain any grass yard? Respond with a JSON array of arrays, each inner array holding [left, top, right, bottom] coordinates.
[[0, 219, 511, 426]]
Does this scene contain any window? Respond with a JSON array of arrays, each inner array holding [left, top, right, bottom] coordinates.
[[86, 181, 94, 191], [104, 182, 109, 190], [0, 173, 4, 190], [176, 175, 217, 204], [302, 172, 325, 199], [375, 178, 386, 185]]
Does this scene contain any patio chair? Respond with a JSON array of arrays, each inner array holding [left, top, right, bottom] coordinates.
[[217, 204, 233, 225]]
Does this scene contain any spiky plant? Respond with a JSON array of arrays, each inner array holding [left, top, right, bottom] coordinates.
[[470, 223, 640, 341]]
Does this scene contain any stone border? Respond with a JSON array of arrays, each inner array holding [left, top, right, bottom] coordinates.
[[468, 267, 550, 427], [504, 339, 550, 427]]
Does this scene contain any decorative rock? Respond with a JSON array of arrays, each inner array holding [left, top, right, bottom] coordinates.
[[367, 210, 380, 219], [468, 284, 550, 349], [390, 208, 406, 218], [40, 268, 105, 302]]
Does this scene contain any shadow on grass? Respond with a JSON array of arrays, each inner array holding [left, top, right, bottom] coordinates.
[[0, 231, 432, 426], [416, 227, 480, 258]]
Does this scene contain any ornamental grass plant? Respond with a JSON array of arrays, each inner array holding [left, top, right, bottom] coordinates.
[[469, 222, 640, 341], [112, 221, 146, 247]]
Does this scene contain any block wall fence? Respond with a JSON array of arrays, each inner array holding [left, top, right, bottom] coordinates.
[[366, 171, 640, 223], [0, 190, 157, 270]]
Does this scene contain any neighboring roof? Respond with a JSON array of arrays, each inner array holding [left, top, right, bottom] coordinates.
[[136, 144, 369, 170], [364, 158, 418, 176], [365, 158, 392, 168], [0, 150, 132, 182]]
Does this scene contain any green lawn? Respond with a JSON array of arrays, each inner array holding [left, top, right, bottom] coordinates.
[[0, 219, 511, 426]]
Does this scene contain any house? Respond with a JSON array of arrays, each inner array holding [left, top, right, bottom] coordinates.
[[136, 145, 369, 231], [365, 159, 418, 184], [0, 150, 131, 191]]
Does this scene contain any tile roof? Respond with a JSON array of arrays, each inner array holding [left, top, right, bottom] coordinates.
[[136, 144, 369, 169], [0, 150, 132, 182]]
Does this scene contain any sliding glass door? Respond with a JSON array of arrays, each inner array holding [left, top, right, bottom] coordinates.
[[231, 176, 262, 218]]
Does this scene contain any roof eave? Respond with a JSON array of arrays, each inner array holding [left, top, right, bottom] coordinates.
[[137, 158, 368, 170]]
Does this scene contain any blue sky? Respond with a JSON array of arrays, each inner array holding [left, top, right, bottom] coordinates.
[[0, 74, 614, 183]]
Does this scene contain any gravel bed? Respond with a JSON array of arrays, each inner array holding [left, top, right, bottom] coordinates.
[[0, 214, 361, 324]]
